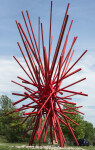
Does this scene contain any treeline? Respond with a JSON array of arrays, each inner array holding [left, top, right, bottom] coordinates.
[[0, 95, 95, 145], [0, 95, 30, 142], [61, 105, 95, 145]]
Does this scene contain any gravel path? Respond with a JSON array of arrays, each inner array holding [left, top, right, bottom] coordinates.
[[12, 145, 85, 150]]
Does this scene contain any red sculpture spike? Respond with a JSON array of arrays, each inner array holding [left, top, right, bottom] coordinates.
[[7, 1, 88, 147]]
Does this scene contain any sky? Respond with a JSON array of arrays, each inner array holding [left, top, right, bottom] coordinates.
[[0, 0, 95, 126]]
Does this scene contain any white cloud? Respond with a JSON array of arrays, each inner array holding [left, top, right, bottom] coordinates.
[[0, 52, 95, 126], [0, 56, 32, 94], [59, 51, 95, 126]]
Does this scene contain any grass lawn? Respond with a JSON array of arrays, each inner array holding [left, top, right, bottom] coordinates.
[[0, 136, 95, 150], [0, 143, 95, 150]]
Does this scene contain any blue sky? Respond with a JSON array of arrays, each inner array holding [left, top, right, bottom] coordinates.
[[0, 0, 95, 56], [0, 0, 95, 126]]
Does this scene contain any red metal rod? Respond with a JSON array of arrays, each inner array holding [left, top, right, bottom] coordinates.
[[53, 20, 73, 82], [48, 1, 53, 69], [13, 96, 28, 105], [58, 100, 76, 105], [59, 36, 77, 82], [13, 56, 33, 81], [54, 36, 76, 83], [49, 15, 69, 81], [63, 50, 74, 76], [38, 16, 40, 56], [56, 109, 79, 126], [54, 68, 82, 85], [38, 108, 51, 140], [11, 80, 34, 91], [6, 2, 88, 147], [62, 78, 86, 89], [56, 56, 62, 90], [49, 3, 70, 79], [17, 22, 45, 79], [65, 118, 79, 145], [26, 12, 44, 77], [25, 41, 43, 84], [64, 105, 84, 115], [26, 10, 39, 52], [59, 89, 88, 96], [38, 92, 53, 114], [12, 93, 25, 96], [23, 11, 44, 79], [22, 11, 37, 55], [17, 42, 36, 84], [64, 50, 87, 77], [23, 116, 36, 139], [17, 76, 37, 87]]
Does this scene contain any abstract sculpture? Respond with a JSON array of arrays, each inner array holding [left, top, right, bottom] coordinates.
[[6, 1, 88, 147]]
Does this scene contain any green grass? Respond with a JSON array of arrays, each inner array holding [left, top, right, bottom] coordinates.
[[72, 145, 95, 150], [0, 146, 45, 150], [0, 143, 45, 150], [0, 136, 95, 150], [0, 136, 44, 150], [0, 144, 95, 150]]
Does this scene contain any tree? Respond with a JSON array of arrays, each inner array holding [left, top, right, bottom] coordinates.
[[83, 121, 94, 144], [61, 104, 85, 145], [0, 95, 14, 111], [0, 95, 28, 142]]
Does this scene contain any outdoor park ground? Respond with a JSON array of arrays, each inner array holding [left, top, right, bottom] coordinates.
[[0, 136, 95, 150]]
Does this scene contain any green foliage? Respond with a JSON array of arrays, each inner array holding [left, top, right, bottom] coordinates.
[[83, 121, 95, 144], [0, 95, 95, 145], [0, 95, 14, 111], [60, 104, 95, 145], [61, 104, 85, 143], [0, 95, 28, 142]]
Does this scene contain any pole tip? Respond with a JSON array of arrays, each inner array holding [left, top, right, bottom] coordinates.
[[26, 10, 28, 14]]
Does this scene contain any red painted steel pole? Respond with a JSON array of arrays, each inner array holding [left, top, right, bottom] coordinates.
[[6, 1, 88, 147]]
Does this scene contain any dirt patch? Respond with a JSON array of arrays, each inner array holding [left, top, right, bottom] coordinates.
[[12, 145, 85, 150]]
